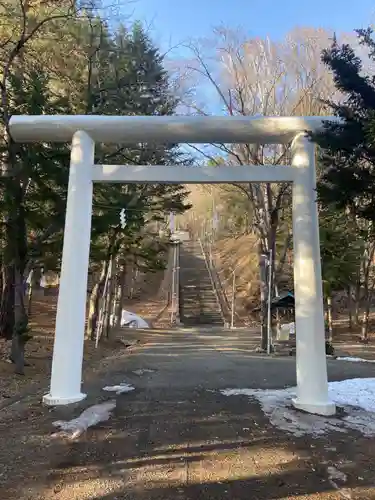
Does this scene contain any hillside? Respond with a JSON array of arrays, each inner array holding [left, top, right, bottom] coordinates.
[[212, 235, 260, 320]]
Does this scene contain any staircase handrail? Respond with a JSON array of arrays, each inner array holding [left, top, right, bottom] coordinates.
[[200, 239, 245, 327], [170, 239, 181, 325], [208, 251, 232, 315], [198, 238, 228, 326]]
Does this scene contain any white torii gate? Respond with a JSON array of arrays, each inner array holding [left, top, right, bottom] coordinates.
[[9, 115, 336, 416]]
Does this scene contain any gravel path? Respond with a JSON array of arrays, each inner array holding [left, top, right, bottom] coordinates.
[[1, 329, 375, 499]]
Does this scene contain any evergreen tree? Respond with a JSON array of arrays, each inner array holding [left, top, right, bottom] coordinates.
[[310, 28, 375, 221], [310, 28, 375, 341], [88, 22, 190, 259], [319, 206, 362, 291], [0, 12, 191, 367], [82, 23, 191, 338], [0, 66, 72, 372]]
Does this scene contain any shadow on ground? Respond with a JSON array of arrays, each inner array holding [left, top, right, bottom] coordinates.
[[1, 329, 375, 499], [39, 388, 375, 499]]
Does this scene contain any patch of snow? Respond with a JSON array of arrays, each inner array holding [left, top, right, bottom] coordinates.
[[132, 369, 154, 376], [52, 400, 116, 439], [327, 466, 347, 482], [329, 378, 375, 412], [110, 310, 149, 329], [327, 466, 351, 499], [221, 378, 375, 437], [102, 383, 135, 395], [336, 356, 375, 364]]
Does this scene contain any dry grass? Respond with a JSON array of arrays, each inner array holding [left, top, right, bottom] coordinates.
[[212, 235, 375, 348], [212, 234, 260, 321]]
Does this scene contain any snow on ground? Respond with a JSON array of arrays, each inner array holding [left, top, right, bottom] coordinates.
[[327, 465, 347, 483], [327, 466, 352, 499], [110, 310, 149, 329], [102, 382, 135, 395], [51, 384, 135, 439], [336, 356, 375, 363], [52, 400, 116, 439], [133, 368, 155, 376], [221, 378, 375, 437]]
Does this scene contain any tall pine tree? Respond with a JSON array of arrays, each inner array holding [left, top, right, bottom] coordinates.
[[84, 23, 191, 338], [310, 28, 375, 221], [311, 28, 375, 341]]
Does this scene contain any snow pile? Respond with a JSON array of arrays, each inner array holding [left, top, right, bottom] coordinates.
[[133, 368, 154, 376], [336, 356, 375, 364], [221, 378, 375, 437], [110, 310, 149, 329], [52, 400, 116, 440], [102, 382, 135, 395], [329, 378, 375, 411]]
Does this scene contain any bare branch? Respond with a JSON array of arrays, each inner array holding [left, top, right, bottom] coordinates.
[[181, 25, 339, 271]]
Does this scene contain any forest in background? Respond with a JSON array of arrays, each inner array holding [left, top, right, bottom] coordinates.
[[1, 1, 375, 371], [0, 0, 192, 374]]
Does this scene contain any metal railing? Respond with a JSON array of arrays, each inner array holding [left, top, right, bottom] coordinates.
[[156, 239, 181, 326], [200, 238, 246, 328], [198, 238, 228, 327], [170, 240, 181, 325]]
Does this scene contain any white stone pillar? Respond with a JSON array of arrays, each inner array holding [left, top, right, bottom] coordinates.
[[291, 133, 335, 416], [43, 131, 94, 405]]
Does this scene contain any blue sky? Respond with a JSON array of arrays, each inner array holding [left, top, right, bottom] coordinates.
[[130, 0, 374, 51]]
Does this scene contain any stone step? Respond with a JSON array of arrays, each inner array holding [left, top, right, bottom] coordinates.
[[179, 242, 224, 327], [182, 319, 223, 326]]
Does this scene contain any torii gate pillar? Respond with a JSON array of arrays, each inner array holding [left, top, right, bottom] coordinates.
[[43, 131, 94, 405], [291, 133, 334, 415]]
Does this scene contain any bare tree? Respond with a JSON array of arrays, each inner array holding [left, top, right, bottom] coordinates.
[[182, 26, 340, 348]]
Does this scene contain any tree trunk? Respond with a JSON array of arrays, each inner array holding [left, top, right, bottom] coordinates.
[[347, 285, 353, 330], [11, 266, 29, 375], [0, 200, 17, 341], [360, 244, 374, 342], [129, 263, 138, 299], [275, 233, 292, 286], [26, 267, 41, 316], [0, 255, 3, 305], [354, 278, 361, 326], [259, 246, 268, 351], [361, 288, 371, 342], [104, 256, 115, 339], [1, 29, 32, 369], [0, 264, 15, 340], [361, 300, 370, 342], [327, 294, 333, 343], [95, 256, 112, 344], [27, 269, 33, 316], [86, 261, 107, 340], [114, 264, 126, 327]]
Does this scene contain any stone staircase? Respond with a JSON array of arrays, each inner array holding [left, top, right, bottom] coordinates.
[[179, 241, 224, 327]]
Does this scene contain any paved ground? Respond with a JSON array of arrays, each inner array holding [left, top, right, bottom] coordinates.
[[2, 328, 375, 499]]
